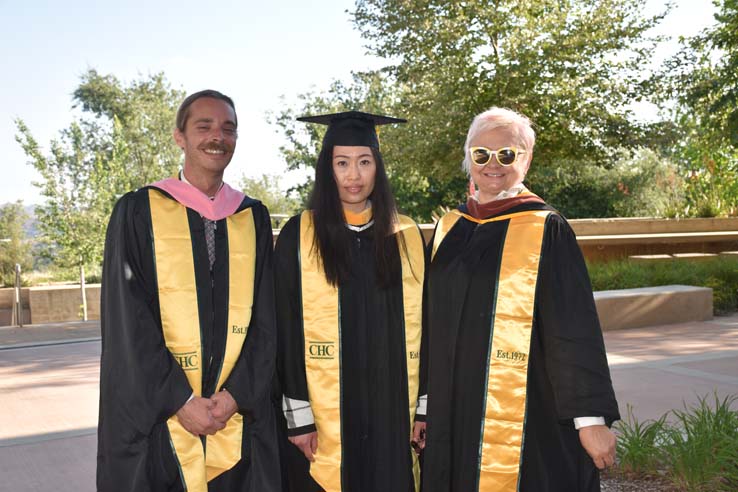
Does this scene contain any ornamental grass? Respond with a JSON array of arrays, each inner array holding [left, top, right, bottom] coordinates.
[[613, 393, 738, 492]]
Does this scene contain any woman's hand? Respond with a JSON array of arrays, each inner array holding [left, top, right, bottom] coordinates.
[[579, 425, 616, 469], [289, 431, 319, 462]]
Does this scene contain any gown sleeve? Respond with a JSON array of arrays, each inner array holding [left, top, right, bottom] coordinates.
[[222, 203, 277, 414], [274, 215, 317, 436], [97, 191, 192, 487], [534, 213, 620, 425]]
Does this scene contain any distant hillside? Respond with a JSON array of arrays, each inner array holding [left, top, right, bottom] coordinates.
[[23, 204, 38, 238], [0, 202, 40, 239]]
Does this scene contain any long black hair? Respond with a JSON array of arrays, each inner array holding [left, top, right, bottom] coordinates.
[[307, 145, 402, 288]]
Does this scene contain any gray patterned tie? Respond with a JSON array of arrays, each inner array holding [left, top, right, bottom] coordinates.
[[204, 218, 216, 269]]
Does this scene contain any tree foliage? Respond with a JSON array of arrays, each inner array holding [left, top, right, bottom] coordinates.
[[670, 0, 738, 145], [271, 70, 471, 219], [660, 0, 738, 216], [0, 201, 32, 286], [539, 148, 686, 219], [239, 173, 301, 224], [15, 70, 184, 274], [274, 0, 669, 219], [73, 69, 184, 184], [15, 118, 124, 271]]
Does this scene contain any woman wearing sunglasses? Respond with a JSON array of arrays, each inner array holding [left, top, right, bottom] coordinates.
[[421, 107, 620, 492], [274, 111, 427, 492]]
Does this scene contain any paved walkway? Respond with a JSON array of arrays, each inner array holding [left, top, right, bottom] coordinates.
[[0, 316, 736, 491], [0, 320, 100, 348], [605, 315, 738, 422]]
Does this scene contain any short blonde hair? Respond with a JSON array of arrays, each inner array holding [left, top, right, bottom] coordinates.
[[462, 107, 536, 175]]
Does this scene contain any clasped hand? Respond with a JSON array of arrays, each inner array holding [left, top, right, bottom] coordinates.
[[175, 390, 238, 437]]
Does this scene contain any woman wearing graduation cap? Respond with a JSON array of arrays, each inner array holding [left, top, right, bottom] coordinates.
[[274, 111, 427, 492]]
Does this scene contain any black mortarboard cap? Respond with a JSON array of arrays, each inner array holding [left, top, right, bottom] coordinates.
[[297, 110, 406, 149]]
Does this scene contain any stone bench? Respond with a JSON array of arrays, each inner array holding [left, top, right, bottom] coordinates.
[[627, 254, 674, 263], [671, 252, 718, 261], [627, 253, 721, 262], [577, 231, 738, 246], [594, 285, 713, 331]]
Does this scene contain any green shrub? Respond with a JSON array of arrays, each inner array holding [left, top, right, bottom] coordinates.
[[24, 265, 102, 286], [614, 405, 668, 475], [614, 393, 738, 491], [588, 257, 738, 314], [663, 394, 738, 491], [530, 148, 687, 219]]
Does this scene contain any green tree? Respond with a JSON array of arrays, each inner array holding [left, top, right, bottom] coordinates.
[[275, 0, 670, 220], [355, 0, 670, 217], [660, 0, 738, 216], [669, 118, 738, 217], [14, 119, 127, 275], [239, 173, 301, 226], [539, 148, 686, 218], [0, 201, 33, 287], [672, 0, 738, 145], [73, 69, 185, 184], [271, 70, 468, 220], [15, 71, 183, 277]]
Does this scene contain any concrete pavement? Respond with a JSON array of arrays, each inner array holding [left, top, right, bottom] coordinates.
[[0, 320, 100, 349], [605, 315, 738, 422], [0, 337, 98, 492], [0, 316, 736, 491]]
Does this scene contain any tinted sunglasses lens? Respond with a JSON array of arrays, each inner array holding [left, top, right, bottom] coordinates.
[[471, 148, 492, 165], [497, 148, 517, 165]]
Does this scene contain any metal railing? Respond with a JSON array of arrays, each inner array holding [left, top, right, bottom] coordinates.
[[10, 263, 23, 327], [270, 213, 289, 229]]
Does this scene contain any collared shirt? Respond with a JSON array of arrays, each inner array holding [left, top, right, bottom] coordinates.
[[179, 169, 224, 201], [470, 183, 528, 202]]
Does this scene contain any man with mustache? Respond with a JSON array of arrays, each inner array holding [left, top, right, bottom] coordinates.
[[97, 90, 280, 491]]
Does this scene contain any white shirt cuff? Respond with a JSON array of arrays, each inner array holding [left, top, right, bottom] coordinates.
[[574, 416, 606, 429], [416, 394, 427, 416], [282, 396, 315, 429]]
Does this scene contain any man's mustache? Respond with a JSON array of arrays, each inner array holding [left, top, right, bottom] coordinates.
[[199, 142, 233, 153]]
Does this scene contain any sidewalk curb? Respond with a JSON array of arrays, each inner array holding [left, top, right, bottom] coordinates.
[[0, 337, 101, 351]]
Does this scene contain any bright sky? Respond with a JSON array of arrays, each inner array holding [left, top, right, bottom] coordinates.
[[0, 0, 717, 205]]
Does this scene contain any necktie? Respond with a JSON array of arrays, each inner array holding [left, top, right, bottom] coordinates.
[[204, 218, 216, 269]]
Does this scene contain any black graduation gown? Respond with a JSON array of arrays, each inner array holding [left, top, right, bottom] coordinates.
[[274, 214, 427, 492], [422, 201, 620, 492], [97, 187, 281, 492]]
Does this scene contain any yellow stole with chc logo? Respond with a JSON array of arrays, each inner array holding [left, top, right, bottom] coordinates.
[[299, 210, 424, 492], [148, 189, 256, 492], [432, 208, 551, 492]]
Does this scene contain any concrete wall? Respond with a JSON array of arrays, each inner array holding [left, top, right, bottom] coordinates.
[[3, 218, 735, 325], [570, 217, 738, 261], [0, 284, 100, 326], [567, 216, 738, 235], [408, 217, 738, 262], [0, 281, 716, 331], [282, 216, 738, 245]]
